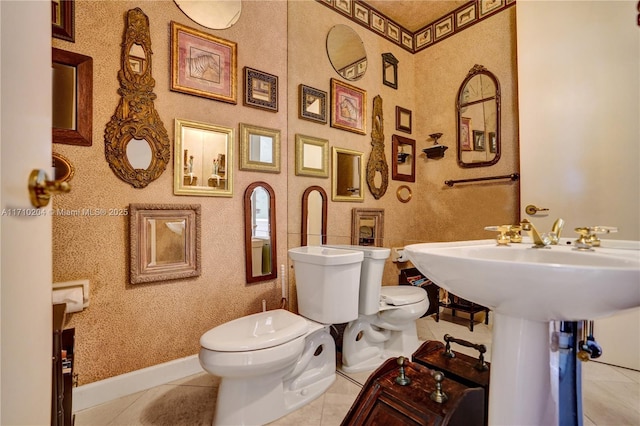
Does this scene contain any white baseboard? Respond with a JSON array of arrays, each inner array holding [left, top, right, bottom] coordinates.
[[73, 354, 204, 412]]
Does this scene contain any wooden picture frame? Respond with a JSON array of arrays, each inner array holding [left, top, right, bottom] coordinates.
[[129, 204, 201, 284], [330, 78, 366, 135], [299, 84, 327, 124], [395, 106, 412, 133], [52, 48, 93, 146], [295, 134, 329, 178], [244, 67, 278, 112], [52, 0, 75, 42], [351, 208, 384, 247], [239, 123, 281, 173], [170, 22, 237, 104], [392, 135, 416, 182], [473, 130, 486, 151]]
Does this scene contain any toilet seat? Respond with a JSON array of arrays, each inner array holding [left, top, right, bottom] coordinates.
[[380, 286, 426, 308], [200, 309, 308, 352]]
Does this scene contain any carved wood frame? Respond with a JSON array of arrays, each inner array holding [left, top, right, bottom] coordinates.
[[104, 8, 170, 188], [366, 95, 389, 199]]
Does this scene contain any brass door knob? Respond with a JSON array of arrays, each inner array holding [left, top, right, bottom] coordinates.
[[28, 169, 70, 208]]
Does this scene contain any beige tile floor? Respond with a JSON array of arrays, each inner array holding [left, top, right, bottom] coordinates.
[[75, 315, 640, 425]]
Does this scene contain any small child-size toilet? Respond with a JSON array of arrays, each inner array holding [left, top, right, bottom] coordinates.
[[325, 245, 429, 373], [199, 246, 363, 425]]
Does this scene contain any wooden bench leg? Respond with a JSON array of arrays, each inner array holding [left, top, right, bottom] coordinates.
[[469, 311, 475, 332], [484, 310, 490, 325]]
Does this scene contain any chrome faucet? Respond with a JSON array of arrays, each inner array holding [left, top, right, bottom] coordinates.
[[520, 218, 565, 248]]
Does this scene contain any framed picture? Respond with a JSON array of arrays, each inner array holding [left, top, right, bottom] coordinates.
[[382, 53, 398, 90], [129, 204, 201, 284], [460, 117, 472, 151], [396, 106, 412, 133], [330, 78, 367, 135], [239, 123, 281, 173], [299, 84, 327, 124], [392, 135, 415, 182], [489, 131, 497, 153], [473, 130, 486, 151], [170, 22, 237, 104], [244, 67, 278, 112], [52, 48, 93, 146], [295, 134, 329, 178], [52, 0, 74, 42]]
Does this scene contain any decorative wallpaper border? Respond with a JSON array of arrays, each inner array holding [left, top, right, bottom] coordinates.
[[316, 0, 517, 54]]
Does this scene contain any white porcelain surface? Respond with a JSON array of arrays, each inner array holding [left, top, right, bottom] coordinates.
[[200, 309, 308, 351], [405, 239, 640, 322]]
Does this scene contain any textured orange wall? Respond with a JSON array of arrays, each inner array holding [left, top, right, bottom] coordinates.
[[53, 0, 518, 386]]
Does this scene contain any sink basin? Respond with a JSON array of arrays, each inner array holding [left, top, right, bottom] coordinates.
[[404, 239, 640, 426], [404, 239, 640, 322]]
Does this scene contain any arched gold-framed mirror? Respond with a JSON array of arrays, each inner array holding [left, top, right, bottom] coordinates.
[[244, 182, 277, 284], [456, 64, 501, 168], [326, 25, 367, 81], [301, 186, 328, 246]]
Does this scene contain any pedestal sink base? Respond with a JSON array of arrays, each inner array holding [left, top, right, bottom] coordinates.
[[489, 313, 557, 426]]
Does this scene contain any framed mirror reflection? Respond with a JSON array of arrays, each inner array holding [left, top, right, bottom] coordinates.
[[174, 119, 233, 197], [244, 182, 277, 284], [295, 134, 329, 178], [351, 208, 384, 247], [332, 147, 364, 202], [301, 186, 328, 246], [239, 123, 281, 173], [391, 135, 415, 182], [456, 64, 501, 168], [326, 24, 367, 81], [129, 203, 201, 284]]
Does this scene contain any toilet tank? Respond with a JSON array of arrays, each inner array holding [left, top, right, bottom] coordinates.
[[323, 245, 391, 315], [288, 246, 363, 324]]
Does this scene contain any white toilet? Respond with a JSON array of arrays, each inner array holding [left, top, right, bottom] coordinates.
[[199, 246, 363, 425], [325, 245, 429, 373]]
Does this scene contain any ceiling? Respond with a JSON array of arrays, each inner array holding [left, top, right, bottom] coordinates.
[[364, 0, 468, 32]]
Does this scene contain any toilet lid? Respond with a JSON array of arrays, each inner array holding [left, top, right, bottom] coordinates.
[[380, 286, 426, 306], [200, 309, 309, 352]]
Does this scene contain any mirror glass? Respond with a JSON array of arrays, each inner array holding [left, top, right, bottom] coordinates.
[[332, 147, 364, 202], [301, 186, 328, 246], [326, 25, 367, 81], [457, 64, 501, 168], [351, 208, 384, 247], [244, 182, 277, 283], [174, 0, 242, 29], [174, 119, 233, 197], [126, 138, 152, 169], [127, 43, 147, 74], [240, 123, 281, 173], [145, 218, 186, 266], [295, 134, 329, 178], [52, 62, 76, 130]]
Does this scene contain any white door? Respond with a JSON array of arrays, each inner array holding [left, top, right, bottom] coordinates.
[[1, 1, 53, 424], [517, 2, 640, 369]]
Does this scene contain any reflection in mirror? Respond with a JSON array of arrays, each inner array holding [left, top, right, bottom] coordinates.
[[52, 63, 76, 130], [392, 135, 415, 182], [240, 123, 281, 173], [244, 182, 277, 284], [126, 138, 152, 169], [128, 43, 146, 74], [351, 208, 384, 247], [174, 0, 242, 30], [174, 118, 233, 197], [457, 64, 501, 168], [295, 134, 329, 178], [146, 219, 186, 265], [301, 186, 328, 246], [326, 25, 367, 81], [332, 147, 364, 202]]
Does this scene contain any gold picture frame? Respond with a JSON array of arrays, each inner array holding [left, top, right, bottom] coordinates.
[[295, 134, 329, 178], [330, 78, 367, 135], [239, 123, 281, 173]]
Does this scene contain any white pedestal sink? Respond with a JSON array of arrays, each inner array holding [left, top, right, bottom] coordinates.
[[404, 239, 640, 426]]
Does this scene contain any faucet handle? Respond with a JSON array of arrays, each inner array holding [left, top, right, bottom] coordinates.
[[574, 226, 618, 249], [484, 225, 520, 245]]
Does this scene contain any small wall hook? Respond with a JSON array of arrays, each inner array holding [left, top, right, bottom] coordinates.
[[28, 169, 70, 208]]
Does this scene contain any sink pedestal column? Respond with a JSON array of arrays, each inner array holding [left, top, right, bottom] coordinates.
[[489, 313, 558, 426]]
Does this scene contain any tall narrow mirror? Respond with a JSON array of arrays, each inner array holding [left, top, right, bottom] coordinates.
[[332, 147, 364, 202], [457, 64, 501, 168], [244, 182, 277, 284], [174, 118, 233, 197], [301, 186, 328, 246]]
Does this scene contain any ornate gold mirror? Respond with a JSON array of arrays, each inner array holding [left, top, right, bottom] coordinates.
[[457, 64, 501, 168], [351, 208, 384, 247], [366, 95, 388, 200], [174, 118, 233, 197], [326, 25, 367, 81], [104, 8, 170, 188], [301, 186, 328, 246], [244, 182, 277, 284], [332, 147, 364, 202]]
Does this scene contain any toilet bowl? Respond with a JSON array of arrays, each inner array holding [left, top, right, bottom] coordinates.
[[199, 246, 363, 425], [324, 245, 429, 373]]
